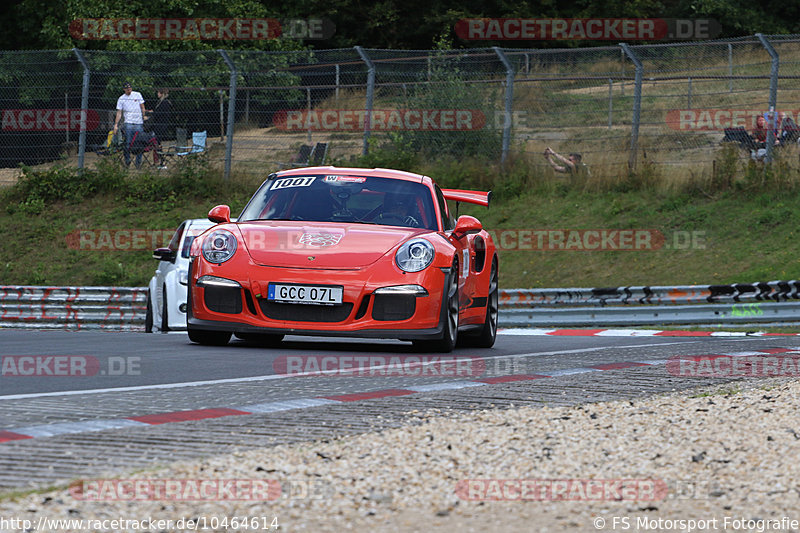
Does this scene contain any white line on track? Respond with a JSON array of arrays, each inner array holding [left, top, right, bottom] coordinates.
[[0, 340, 704, 401]]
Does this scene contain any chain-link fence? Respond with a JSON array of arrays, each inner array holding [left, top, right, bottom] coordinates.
[[1, 35, 799, 184]]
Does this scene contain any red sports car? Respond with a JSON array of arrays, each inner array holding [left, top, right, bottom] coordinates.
[[187, 166, 498, 352]]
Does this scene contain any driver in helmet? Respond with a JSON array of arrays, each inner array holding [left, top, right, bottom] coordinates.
[[377, 193, 419, 227]]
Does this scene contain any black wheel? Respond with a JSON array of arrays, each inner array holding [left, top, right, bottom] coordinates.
[[144, 291, 154, 333], [460, 258, 499, 348], [413, 258, 459, 353], [234, 332, 285, 346], [187, 328, 231, 346], [160, 286, 170, 332]]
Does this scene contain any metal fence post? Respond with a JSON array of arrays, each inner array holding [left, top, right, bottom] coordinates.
[[493, 47, 514, 165], [72, 48, 90, 170], [756, 34, 779, 164], [307, 87, 312, 144], [335, 64, 340, 102], [355, 46, 375, 156], [728, 43, 733, 93], [218, 50, 237, 181], [620, 43, 643, 171]]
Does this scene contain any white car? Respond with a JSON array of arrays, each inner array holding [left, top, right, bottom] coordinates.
[[146, 218, 216, 332]]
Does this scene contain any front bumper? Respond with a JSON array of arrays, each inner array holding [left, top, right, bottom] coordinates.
[[188, 261, 451, 340]]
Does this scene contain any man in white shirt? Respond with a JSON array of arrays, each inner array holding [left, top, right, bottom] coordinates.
[[113, 82, 146, 168]]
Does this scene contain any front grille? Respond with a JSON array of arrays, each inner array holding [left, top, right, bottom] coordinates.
[[204, 286, 243, 314], [259, 301, 354, 322], [372, 294, 416, 321]]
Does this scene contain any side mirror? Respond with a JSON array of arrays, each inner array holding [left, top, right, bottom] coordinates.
[[152, 247, 177, 263], [208, 204, 231, 224], [453, 215, 482, 238]]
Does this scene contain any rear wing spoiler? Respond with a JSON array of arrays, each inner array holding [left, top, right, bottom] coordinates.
[[441, 189, 492, 207]]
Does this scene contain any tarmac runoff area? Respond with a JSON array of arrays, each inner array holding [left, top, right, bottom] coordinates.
[[0, 377, 798, 533]]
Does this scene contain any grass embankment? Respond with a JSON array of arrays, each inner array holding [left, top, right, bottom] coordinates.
[[2, 153, 800, 289]]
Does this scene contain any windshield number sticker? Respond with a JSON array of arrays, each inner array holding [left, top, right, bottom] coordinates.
[[271, 176, 315, 190]]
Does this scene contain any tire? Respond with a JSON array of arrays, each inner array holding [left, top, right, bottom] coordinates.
[[144, 291, 154, 333], [187, 328, 232, 346], [460, 258, 499, 348], [160, 286, 170, 332], [234, 332, 285, 346], [413, 258, 459, 353]]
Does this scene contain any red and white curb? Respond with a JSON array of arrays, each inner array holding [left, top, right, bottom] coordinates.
[[2, 346, 795, 444], [499, 328, 800, 337]]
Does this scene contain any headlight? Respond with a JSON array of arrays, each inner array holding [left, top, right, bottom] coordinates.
[[202, 230, 238, 264], [395, 238, 434, 272]]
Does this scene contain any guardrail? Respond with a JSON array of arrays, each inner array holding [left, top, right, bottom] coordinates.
[[499, 282, 800, 327], [0, 286, 146, 331], [2, 282, 800, 331]]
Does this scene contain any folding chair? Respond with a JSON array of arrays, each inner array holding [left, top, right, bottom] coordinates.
[[308, 142, 328, 166], [175, 130, 207, 156], [128, 130, 161, 168], [159, 130, 206, 168], [94, 130, 123, 157], [721, 127, 758, 150], [175, 127, 187, 150], [290, 144, 313, 166]]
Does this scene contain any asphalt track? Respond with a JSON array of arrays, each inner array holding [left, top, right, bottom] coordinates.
[[1, 329, 797, 491]]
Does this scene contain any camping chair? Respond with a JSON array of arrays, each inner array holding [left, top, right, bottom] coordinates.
[[94, 129, 124, 157], [721, 127, 758, 150], [308, 142, 328, 166], [175, 127, 187, 150], [127, 130, 162, 168], [286, 142, 328, 168], [287, 144, 313, 167], [158, 130, 206, 167], [175, 130, 207, 156]]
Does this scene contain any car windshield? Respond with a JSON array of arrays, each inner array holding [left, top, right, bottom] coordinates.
[[238, 175, 438, 230]]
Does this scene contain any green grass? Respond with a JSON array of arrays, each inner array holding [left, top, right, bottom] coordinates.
[[0, 161, 260, 287], [463, 187, 800, 288], [4, 155, 800, 289]]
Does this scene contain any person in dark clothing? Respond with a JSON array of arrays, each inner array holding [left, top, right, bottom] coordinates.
[[147, 88, 172, 146], [780, 112, 800, 143]]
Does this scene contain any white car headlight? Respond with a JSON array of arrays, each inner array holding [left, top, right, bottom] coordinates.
[[395, 238, 434, 273], [202, 230, 238, 264]]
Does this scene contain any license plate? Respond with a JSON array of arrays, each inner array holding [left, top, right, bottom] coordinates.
[[267, 283, 343, 305]]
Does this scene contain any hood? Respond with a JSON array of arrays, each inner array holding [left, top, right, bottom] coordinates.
[[237, 221, 427, 269]]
